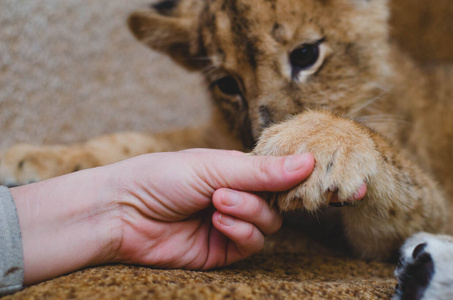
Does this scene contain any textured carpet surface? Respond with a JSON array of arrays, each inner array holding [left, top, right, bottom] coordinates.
[[1, 0, 452, 299], [3, 228, 397, 300]]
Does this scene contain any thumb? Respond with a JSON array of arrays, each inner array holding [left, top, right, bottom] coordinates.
[[199, 153, 315, 192]]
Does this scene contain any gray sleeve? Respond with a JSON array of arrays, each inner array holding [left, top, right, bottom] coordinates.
[[0, 186, 24, 296]]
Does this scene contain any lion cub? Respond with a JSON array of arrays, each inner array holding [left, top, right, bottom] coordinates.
[[1, 0, 452, 261]]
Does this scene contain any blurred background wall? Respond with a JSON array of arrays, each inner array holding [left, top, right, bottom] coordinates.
[[391, 0, 453, 64], [0, 0, 452, 149]]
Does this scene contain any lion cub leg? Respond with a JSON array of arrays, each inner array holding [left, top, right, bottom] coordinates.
[[0, 122, 241, 186], [0, 132, 163, 186], [253, 110, 448, 260]]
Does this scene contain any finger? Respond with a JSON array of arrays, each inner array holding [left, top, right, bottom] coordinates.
[[201, 153, 315, 192], [211, 211, 265, 264], [212, 188, 282, 235]]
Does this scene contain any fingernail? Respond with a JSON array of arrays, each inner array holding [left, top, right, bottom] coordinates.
[[222, 190, 242, 207], [284, 154, 308, 172], [218, 213, 236, 226]]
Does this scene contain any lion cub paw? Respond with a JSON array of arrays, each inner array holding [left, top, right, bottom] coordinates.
[[394, 232, 453, 300], [254, 110, 381, 211]]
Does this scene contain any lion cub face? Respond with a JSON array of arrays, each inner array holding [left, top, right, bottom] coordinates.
[[130, 0, 391, 148]]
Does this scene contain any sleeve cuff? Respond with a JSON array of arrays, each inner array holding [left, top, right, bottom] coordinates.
[[0, 186, 24, 296]]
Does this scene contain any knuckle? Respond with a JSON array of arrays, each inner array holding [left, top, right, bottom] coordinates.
[[257, 157, 276, 182], [242, 224, 257, 242], [258, 157, 269, 175], [245, 196, 264, 216], [268, 214, 283, 234]]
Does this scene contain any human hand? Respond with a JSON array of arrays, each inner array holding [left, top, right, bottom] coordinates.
[[109, 149, 315, 269], [11, 149, 314, 285]]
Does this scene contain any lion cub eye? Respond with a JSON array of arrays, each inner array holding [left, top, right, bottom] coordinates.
[[214, 76, 241, 96], [290, 43, 320, 72]]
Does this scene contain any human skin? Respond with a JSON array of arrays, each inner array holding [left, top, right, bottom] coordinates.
[[11, 149, 318, 285]]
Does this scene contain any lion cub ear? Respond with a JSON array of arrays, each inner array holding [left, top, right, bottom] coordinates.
[[128, 3, 207, 71]]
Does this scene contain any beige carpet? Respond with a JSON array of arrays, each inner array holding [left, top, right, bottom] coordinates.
[[1, 0, 452, 299], [3, 227, 397, 299]]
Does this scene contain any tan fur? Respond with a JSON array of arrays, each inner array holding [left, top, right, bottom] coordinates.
[[1, 0, 452, 260]]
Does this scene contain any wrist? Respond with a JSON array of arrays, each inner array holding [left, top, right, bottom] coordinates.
[[11, 165, 122, 284]]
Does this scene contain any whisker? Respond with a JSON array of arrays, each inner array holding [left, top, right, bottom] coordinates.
[[355, 114, 408, 126], [346, 82, 391, 118], [201, 65, 219, 77], [347, 92, 386, 118], [191, 56, 214, 61]]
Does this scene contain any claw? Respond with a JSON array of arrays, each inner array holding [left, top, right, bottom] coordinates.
[[326, 190, 334, 205]]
